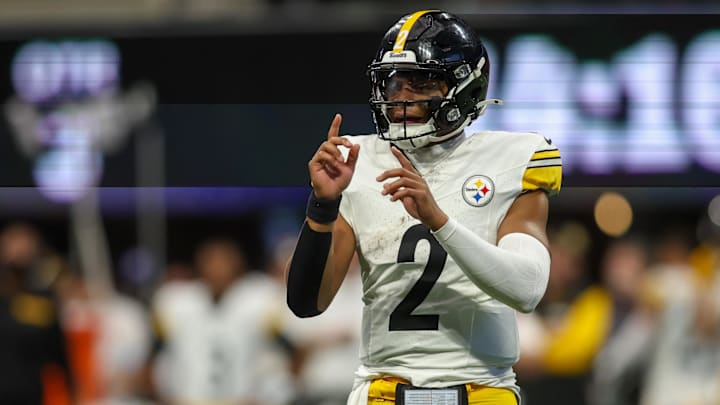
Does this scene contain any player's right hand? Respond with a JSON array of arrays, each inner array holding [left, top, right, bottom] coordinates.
[[308, 114, 360, 199]]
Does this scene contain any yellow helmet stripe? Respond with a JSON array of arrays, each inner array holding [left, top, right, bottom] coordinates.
[[392, 10, 438, 53]]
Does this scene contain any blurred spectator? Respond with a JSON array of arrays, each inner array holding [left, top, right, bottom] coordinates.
[[280, 247, 363, 405], [54, 270, 103, 404], [518, 228, 653, 405], [263, 231, 363, 405], [516, 221, 597, 405], [588, 237, 654, 405], [151, 237, 294, 405], [57, 268, 152, 405], [641, 230, 696, 310], [0, 222, 75, 405], [639, 241, 720, 405]]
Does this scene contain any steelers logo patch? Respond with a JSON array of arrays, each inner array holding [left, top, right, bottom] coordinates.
[[462, 175, 495, 207]]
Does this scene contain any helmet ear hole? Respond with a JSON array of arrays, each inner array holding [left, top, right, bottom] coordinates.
[[434, 100, 465, 131]]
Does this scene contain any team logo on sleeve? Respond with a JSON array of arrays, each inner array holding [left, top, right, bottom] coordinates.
[[462, 175, 495, 207]]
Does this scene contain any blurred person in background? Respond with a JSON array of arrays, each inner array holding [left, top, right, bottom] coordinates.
[[516, 234, 652, 405], [265, 232, 363, 405], [0, 222, 75, 405], [284, 255, 363, 405], [150, 237, 294, 405], [56, 267, 152, 405], [538, 222, 591, 321], [588, 237, 654, 405], [641, 230, 696, 310], [54, 268, 103, 405], [286, 10, 561, 405], [639, 236, 720, 405], [263, 233, 305, 383], [264, 232, 363, 405], [514, 221, 594, 405]]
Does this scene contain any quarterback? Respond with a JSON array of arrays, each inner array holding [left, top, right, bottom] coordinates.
[[287, 10, 562, 405]]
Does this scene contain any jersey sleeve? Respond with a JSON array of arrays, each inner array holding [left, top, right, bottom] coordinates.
[[522, 137, 562, 195]]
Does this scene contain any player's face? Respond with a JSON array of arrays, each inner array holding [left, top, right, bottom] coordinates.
[[381, 71, 448, 124], [196, 241, 245, 295]]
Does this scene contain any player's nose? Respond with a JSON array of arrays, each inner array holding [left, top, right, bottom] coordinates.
[[395, 85, 423, 100]]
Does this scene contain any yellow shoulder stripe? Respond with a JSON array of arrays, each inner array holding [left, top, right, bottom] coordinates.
[[393, 10, 438, 53], [531, 149, 561, 161], [523, 165, 562, 195]]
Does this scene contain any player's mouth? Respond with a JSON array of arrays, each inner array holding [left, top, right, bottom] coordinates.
[[391, 114, 428, 124]]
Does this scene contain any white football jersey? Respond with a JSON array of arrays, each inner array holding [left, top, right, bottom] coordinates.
[[152, 274, 294, 404], [339, 131, 561, 391]]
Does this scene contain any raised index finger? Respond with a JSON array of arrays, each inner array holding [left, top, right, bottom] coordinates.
[[327, 113, 342, 140], [391, 146, 417, 172]]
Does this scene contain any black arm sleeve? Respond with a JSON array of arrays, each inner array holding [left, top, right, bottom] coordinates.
[[286, 221, 332, 318]]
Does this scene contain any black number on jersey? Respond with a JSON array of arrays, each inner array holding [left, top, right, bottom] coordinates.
[[389, 224, 448, 331]]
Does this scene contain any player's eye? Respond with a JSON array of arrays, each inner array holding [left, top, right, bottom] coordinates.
[[410, 80, 441, 92], [378, 70, 446, 99], [382, 78, 404, 97]]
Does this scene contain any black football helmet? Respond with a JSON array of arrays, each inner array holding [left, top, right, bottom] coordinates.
[[367, 10, 501, 150]]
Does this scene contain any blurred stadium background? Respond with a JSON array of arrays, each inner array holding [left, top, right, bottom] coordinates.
[[1, 1, 720, 404]]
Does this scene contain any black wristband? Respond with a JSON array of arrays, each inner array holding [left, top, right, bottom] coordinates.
[[306, 191, 342, 224], [287, 222, 331, 318]]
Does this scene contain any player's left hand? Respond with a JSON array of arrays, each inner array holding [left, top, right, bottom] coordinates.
[[377, 146, 449, 231]]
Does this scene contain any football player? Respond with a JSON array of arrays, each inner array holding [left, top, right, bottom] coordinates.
[[287, 10, 562, 405], [152, 239, 294, 405]]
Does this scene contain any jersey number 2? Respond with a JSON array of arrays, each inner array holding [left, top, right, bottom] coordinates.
[[389, 224, 448, 331]]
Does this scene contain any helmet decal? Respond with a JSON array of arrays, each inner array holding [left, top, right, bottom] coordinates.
[[392, 10, 438, 54]]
